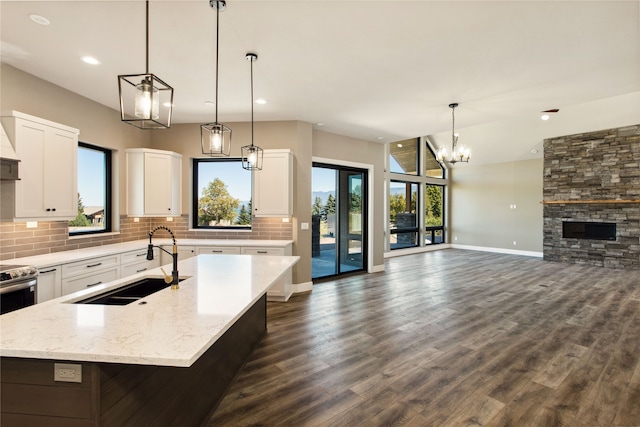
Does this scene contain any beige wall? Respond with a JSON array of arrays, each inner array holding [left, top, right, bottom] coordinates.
[[149, 120, 314, 285], [450, 158, 543, 253], [312, 130, 386, 269]]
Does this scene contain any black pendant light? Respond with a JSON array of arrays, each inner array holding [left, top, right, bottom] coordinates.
[[241, 53, 264, 170], [201, 0, 231, 156], [118, 0, 174, 129]]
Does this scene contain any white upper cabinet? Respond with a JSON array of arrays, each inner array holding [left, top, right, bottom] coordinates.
[[1, 111, 78, 220], [253, 149, 293, 217], [126, 148, 182, 217]]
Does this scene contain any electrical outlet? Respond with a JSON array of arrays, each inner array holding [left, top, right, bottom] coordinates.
[[54, 363, 82, 383], [513, 240, 517, 246], [454, 236, 458, 241], [26, 221, 38, 228], [301, 222, 309, 230]]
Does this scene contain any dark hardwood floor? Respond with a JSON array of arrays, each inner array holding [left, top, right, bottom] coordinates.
[[207, 249, 640, 426]]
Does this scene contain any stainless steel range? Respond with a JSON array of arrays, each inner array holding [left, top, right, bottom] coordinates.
[[0, 264, 38, 315]]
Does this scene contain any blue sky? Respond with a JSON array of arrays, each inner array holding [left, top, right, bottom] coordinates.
[[78, 146, 105, 206]]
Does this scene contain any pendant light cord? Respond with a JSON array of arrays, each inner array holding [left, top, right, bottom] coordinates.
[[145, 0, 149, 74], [250, 56, 254, 147], [215, 2, 220, 124], [451, 104, 456, 148]]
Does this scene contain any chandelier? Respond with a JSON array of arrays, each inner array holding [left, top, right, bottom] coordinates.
[[436, 103, 470, 164]]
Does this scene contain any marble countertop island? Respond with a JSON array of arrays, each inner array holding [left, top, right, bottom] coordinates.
[[0, 254, 299, 367]]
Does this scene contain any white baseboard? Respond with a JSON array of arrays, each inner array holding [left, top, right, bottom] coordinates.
[[292, 281, 313, 295], [384, 244, 452, 258], [450, 244, 543, 258], [371, 264, 385, 273]]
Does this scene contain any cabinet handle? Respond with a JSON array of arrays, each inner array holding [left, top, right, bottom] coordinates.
[[87, 281, 102, 287], [136, 253, 146, 257], [39, 268, 57, 274], [46, 208, 51, 212], [136, 268, 148, 273], [257, 251, 268, 254], [86, 262, 103, 268], [52, 208, 56, 212], [212, 250, 223, 253]]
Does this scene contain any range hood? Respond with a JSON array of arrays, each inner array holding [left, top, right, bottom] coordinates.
[[0, 122, 20, 180]]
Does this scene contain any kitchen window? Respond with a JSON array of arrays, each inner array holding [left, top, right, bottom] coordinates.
[[69, 142, 112, 235], [192, 158, 252, 230]]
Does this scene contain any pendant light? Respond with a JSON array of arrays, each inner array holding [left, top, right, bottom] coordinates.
[[436, 103, 470, 164], [241, 53, 264, 170], [118, 0, 174, 129], [201, 0, 231, 156]]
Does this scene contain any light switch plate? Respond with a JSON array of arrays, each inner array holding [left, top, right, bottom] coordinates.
[[301, 222, 309, 230]]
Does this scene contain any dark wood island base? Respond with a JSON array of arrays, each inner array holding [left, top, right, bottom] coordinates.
[[1, 294, 267, 427]]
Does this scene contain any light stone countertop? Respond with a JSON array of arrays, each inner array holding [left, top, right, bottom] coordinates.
[[0, 254, 299, 367], [3, 238, 294, 269]]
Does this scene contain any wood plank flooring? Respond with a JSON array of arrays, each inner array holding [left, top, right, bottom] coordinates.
[[207, 249, 640, 426]]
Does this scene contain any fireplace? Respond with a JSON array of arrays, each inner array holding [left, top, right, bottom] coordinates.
[[542, 124, 640, 270], [562, 221, 616, 241]]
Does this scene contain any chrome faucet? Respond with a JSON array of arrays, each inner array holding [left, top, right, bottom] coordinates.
[[147, 225, 180, 290]]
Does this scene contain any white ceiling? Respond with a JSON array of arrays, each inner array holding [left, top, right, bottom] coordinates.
[[1, 0, 639, 165]]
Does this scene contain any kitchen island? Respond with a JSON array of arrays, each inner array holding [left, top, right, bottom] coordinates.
[[0, 254, 299, 426]]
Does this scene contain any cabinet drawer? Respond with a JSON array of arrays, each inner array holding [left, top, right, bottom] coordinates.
[[197, 246, 241, 255], [61, 267, 120, 296], [121, 248, 158, 265], [240, 247, 285, 256], [121, 259, 160, 277], [62, 254, 120, 279]]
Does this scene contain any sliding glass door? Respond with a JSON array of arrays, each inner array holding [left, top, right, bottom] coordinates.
[[312, 163, 367, 279]]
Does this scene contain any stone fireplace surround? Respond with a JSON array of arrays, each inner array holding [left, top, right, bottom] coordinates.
[[543, 124, 640, 269]]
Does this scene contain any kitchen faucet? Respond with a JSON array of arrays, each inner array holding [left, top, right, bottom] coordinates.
[[147, 225, 180, 290]]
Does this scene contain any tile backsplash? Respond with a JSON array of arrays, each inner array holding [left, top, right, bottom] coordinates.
[[0, 216, 293, 261]]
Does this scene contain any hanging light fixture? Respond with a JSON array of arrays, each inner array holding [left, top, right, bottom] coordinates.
[[436, 103, 470, 164], [118, 1, 174, 129], [241, 53, 264, 170], [201, 0, 231, 156]]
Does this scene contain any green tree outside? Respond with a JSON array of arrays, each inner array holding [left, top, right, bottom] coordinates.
[[236, 204, 252, 225], [198, 178, 240, 226], [324, 194, 336, 217], [69, 193, 91, 227], [312, 196, 324, 218], [425, 185, 443, 226]]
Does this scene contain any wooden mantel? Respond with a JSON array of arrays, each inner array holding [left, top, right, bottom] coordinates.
[[541, 199, 640, 204]]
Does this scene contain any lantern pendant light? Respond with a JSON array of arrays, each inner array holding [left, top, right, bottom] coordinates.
[[241, 53, 264, 170], [436, 103, 470, 164], [118, 0, 174, 129], [201, 0, 231, 156]]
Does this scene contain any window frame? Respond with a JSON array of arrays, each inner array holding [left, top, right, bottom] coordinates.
[[191, 157, 253, 230], [69, 142, 112, 236]]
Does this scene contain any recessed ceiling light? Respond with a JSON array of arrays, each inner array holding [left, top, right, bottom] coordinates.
[[541, 114, 550, 121], [204, 101, 215, 106], [255, 99, 266, 105], [531, 148, 539, 154], [396, 143, 402, 147], [29, 14, 50, 26], [163, 102, 173, 108], [81, 56, 100, 65], [315, 122, 324, 127]]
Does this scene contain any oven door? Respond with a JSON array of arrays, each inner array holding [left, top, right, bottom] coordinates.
[[0, 278, 37, 315]]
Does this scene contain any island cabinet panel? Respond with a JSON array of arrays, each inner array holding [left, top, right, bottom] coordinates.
[[99, 294, 267, 427], [0, 358, 100, 427], [0, 294, 267, 427]]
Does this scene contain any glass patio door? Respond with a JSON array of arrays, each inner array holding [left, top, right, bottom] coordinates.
[[312, 163, 367, 279]]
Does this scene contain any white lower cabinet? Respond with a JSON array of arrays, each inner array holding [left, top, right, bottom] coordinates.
[[121, 247, 160, 277], [37, 265, 61, 303], [61, 254, 121, 296], [241, 247, 292, 301], [61, 267, 120, 296], [161, 245, 196, 266], [197, 246, 241, 255]]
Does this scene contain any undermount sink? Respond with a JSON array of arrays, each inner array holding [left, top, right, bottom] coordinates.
[[74, 277, 185, 306]]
